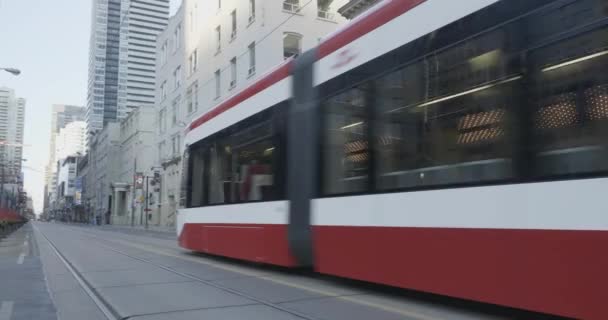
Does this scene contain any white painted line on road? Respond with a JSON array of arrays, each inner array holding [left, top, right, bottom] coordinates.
[[16, 254, 25, 265], [0, 301, 14, 320]]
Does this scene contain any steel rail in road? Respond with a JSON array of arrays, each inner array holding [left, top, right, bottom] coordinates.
[[34, 225, 121, 320], [78, 228, 442, 320]]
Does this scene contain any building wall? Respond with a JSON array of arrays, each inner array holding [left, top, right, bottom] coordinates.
[[152, 0, 348, 227], [110, 106, 157, 225], [90, 122, 121, 223], [0, 87, 25, 186]]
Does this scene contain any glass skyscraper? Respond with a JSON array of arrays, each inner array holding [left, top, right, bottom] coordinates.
[[86, 0, 169, 138]]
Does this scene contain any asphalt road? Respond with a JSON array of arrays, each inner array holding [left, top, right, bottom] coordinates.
[[0, 222, 563, 320]]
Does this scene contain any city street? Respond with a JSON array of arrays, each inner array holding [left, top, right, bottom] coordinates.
[[0, 222, 556, 320]]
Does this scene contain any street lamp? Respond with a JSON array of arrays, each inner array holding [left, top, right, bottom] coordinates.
[[0, 68, 21, 76]]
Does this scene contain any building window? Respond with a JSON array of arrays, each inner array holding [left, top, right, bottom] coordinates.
[[187, 87, 193, 114], [283, 32, 302, 59], [317, 0, 335, 20], [186, 82, 198, 114], [218, 0, 221, 10], [189, 49, 198, 75], [160, 80, 167, 100], [158, 141, 166, 162], [173, 24, 182, 52], [214, 69, 221, 99], [249, 0, 256, 23], [171, 98, 179, 126], [159, 108, 166, 133], [193, 82, 199, 111], [160, 41, 167, 65], [283, 0, 300, 13], [215, 25, 221, 53], [172, 135, 181, 156], [230, 10, 237, 40], [189, 8, 196, 32], [248, 42, 256, 77], [173, 66, 182, 89], [230, 57, 237, 89]]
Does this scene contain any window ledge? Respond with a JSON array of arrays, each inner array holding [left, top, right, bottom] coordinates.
[[229, 35, 237, 43], [247, 17, 255, 27], [247, 71, 256, 79], [282, 10, 304, 16], [316, 17, 338, 24], [229, 84, 236, 91], [214, 49, 221, 56]]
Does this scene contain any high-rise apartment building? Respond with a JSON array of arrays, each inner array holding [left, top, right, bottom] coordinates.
[[55, 121, 87, 163], [86, 0, 169, 138], [44, 105, 85, 211], [0, 87, 26, 185]]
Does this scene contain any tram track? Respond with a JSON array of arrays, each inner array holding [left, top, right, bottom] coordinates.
[[35, 224, 334, 320], [79, 229, 443, 320], [34, 225, 121, 320]]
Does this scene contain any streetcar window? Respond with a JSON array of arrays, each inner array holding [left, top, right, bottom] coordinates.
[[189, 147, 206, 207], [529, 26, 608, 177], [206, 114, 279, 204], [374, 28, 517, 190], [231, 120, 276, 202], [208, 137, 233, 204], [322, 85, 371, 195]]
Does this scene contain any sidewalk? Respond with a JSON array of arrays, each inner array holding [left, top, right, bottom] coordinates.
[[96, 223, 177, 238], [0, 223, 57, 320]]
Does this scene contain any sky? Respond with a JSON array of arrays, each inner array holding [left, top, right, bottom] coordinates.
[[0, 0, 181, 214]]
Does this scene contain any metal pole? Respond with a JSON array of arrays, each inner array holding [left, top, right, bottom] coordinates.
[[0, 164, 5, 209], [145, 176, 149, 230], [131, 158, 136, 227]]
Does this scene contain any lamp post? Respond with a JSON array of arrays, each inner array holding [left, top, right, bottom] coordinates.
[[0, 68, 21, 76]]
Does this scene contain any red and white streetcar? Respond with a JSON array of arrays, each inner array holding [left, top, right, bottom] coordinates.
[[179, 0, 608, 318]]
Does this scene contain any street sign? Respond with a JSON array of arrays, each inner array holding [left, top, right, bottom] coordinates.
[[134, 173, 144, 189]]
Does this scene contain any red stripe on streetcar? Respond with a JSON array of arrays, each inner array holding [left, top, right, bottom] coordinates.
[[188, 0, 426, 133], [313, 226, 608, 320], [318, 0, 427, 59], [178, 222, 297, 267], [188, 62, 292, 132]]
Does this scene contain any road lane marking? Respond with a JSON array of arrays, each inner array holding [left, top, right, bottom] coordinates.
[[91, 234, 440, 320], [0, 301, 14, 320], [17, 254, 25, 264]]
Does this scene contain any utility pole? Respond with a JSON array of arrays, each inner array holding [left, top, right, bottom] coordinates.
[[0, 164, 5, 208], [131, 158, 136, 227], [145, 175, 149, 230]]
